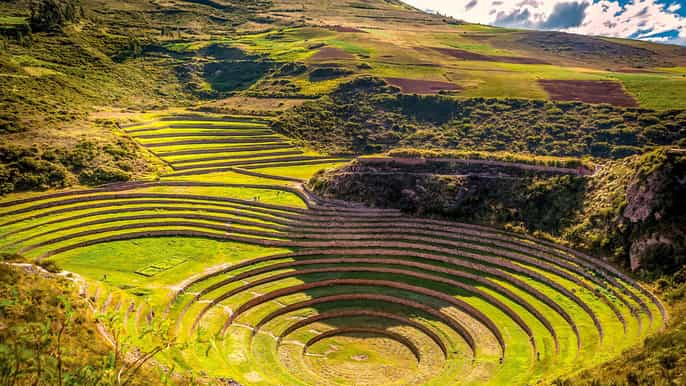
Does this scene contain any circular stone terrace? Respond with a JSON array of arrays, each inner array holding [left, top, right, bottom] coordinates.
[[0, 115, 667, 385]]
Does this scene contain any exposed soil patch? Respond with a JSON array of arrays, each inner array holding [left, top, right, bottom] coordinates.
[[310, 47, 356, 61], [539, 80, 638, 107], [614, 68, 661, 74], [199, 96, 307, 113], [327, 25, 367, 33], [432, 47, 550, 65], [384, 77, 461, 94]]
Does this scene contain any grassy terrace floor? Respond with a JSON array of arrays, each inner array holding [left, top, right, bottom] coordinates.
[[121, 115, 350, 181], [0, 113, 668, 385]]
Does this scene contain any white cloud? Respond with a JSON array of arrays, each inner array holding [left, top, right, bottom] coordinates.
[[403, 0, 686, 44]]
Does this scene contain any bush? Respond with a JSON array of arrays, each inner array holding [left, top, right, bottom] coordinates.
[[638, 114, 660, 126], [611, 145, 642, 158], [12, 157, 68, 190], [308, 67, 353, 81], [29, 0, 82, 31], [385, 147, 591, 169], [60, 140, 97, 171], [274, 77, 686, 159], [0, 117, 24, 134], [643, 124, 670, 144], [78, 165, 130, 185], [37, 259, 61, 273], [0, 253, 25, 263], [274, 62, 307, 77]]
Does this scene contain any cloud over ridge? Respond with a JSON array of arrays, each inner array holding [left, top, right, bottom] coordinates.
[[404, 0, 686, 45]]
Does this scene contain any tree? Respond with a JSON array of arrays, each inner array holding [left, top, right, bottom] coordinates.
[[98, 310, 180, 385], [29, 0, 82, 31]]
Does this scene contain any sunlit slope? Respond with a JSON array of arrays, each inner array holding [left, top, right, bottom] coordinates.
[[120, 114, 350, 182], [177, 0, 686, 109]]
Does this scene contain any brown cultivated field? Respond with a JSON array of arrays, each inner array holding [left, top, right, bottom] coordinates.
[[539, 80, 638, 107], [432, 47, 550, 65]]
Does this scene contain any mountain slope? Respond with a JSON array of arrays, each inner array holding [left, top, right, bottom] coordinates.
[[1, 0, 685, 192]]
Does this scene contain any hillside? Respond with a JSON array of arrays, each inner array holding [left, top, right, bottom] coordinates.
[[2, 0, 686, 195], [1, 0, 686, 385]]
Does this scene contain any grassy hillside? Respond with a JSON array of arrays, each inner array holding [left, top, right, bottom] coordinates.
[[2, 0, 686, 196], [1, 0, 686, 384], [0, 255, 170, 385], [275, 77, 686, 158], [3, 0, 686, 129]]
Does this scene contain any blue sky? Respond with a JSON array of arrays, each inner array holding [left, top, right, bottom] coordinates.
[[403, 0, 686, 45]]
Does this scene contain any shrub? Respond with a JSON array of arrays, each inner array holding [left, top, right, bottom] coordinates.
[[638, 114, 660, 126], [78, 165, 130, 185], [274, 62, 307, 77], [308, 67, 353, 81], [13, 157, 68, 190], [37, 259, 61, 273], [60, 140, 97, 171], [0, 116, 24, 134], [0, 253, 25, 262], [642, 124, 670, 144], [611, 145, 642, 158], [29, 0, 82, 31]]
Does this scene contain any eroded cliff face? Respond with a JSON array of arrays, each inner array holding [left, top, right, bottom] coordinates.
[[622, 152, 686, 272], [309, 150, 686, 274]]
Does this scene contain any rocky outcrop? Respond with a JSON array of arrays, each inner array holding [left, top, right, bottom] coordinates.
[[310, 158, 586, 231], [310, 150, 686, 274], [622, 152, 686, 272]]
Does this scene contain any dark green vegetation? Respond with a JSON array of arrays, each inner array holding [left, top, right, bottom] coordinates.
[[384, 148, 593, 169], [29, 0, 83, 31], [0, 256, 167, 385], [0, 137, 152, 194], [310, 149, 686, 276], [275, 77, 686, 157]]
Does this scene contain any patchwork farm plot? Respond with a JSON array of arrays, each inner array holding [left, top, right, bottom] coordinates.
[[0, 114, 668, 385], [212, 22, 686, 108]]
